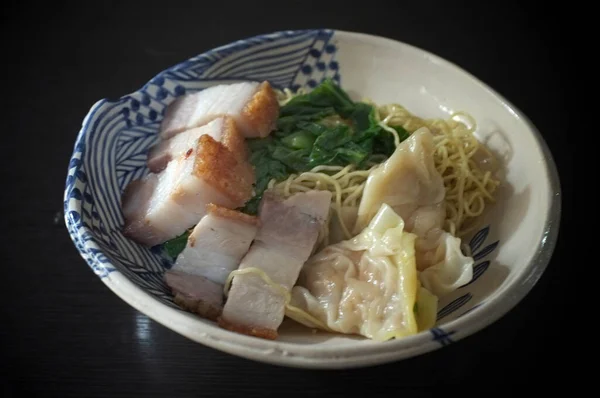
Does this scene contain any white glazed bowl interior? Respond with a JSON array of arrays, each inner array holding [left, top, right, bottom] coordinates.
[[64, 29, 560, 368]]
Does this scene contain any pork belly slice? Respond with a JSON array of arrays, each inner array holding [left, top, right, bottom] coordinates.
[[171, 204, 260, 285], [218, 190, 332, 340], [121, 174, 162, 245], [147, 116, 247, 173], [121, 134, 255, 247], [159, 81, 279, 140], [164, 270, 224, 321]]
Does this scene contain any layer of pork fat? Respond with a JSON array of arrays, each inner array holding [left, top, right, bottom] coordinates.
[[122, 134, 255, 247], [171, 204, 260, 285], [164, 270, 224, 321], [159, 81, 279, 139], [218, 190, 332, 340], [147, 116, 247, 173]]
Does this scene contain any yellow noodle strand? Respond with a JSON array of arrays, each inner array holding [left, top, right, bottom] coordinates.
[[374, 102, 500, 236]]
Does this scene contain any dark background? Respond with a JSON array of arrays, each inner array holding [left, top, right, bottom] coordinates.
[[2, 1, 571, 396]]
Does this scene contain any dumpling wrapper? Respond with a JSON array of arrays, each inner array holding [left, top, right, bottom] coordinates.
[[418, 233, 474, 296], [353, 127, 474, 297], [353, 127, 446, 239], [289, 203, 438, 341], [415, 286, 438, 332]]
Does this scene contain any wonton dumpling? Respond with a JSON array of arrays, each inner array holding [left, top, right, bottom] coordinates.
[[418, 233, 474, 296], [353, 127, 445, 237], [289, 204, 436, 341], [354, 127, 474, 296]]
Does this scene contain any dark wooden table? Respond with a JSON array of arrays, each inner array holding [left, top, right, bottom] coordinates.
[[3, 1, 571, 396]]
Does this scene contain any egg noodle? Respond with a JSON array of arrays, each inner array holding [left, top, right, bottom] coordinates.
[[273, 89, 501, 242]]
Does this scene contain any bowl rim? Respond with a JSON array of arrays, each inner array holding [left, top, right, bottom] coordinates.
[[64, 29, 562, 368]]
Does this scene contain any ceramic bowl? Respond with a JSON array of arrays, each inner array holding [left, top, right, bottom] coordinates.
[[64, 29, 561, 368]]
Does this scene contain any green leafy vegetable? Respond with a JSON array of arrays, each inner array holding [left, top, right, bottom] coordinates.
[[307, 123, 369, 167], [242, 140, 290, 214], [162, 231, 190, 259], [279, 79, 354, 117], [276, 108, 335, 133], [239, 78, 411, 215], [281, 130, 317, 150]]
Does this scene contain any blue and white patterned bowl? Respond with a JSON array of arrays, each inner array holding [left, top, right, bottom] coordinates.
[[64, 29, 561, 368]]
